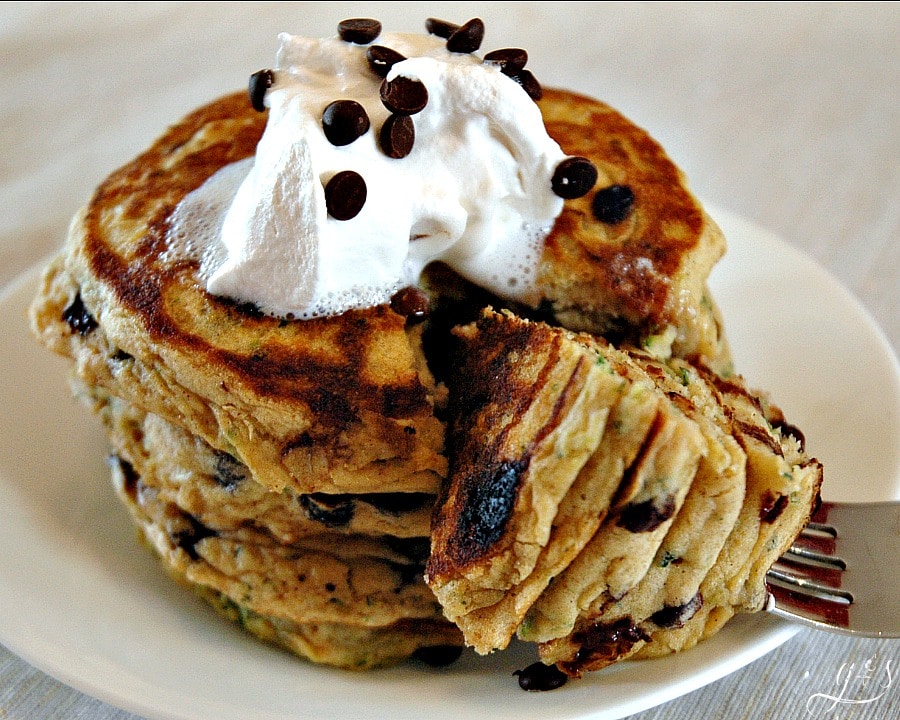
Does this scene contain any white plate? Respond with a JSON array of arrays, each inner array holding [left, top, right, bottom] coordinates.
[[0, 206, 898, 720]]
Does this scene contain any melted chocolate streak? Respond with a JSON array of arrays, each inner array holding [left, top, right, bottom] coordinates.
[[447, 331, 590, 564]]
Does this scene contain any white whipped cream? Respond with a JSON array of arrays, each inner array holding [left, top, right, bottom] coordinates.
[[167, 31, 568, 318]]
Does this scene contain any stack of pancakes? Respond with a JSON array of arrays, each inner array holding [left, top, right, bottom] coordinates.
[[31, 90, 459, 670], [30, 85, 821, 675]]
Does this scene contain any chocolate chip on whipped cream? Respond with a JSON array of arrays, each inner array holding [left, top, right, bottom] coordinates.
[[446, 18, 485, 54], [380, 75, 429, 115], [247, 69, 274, 112], [337, 18, 382, 45], [366, 45, 407, 78], [511, 68, 543, 101], [322, 99, 370, 146], [379, 114, 415, 158], [324, 170, 367, 220], [483, 48, 528, 76], [424, 17, 459, 39]]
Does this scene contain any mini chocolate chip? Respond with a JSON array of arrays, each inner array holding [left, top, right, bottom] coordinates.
[[446, 18, 485, 53], [483, 48, 528, 75], [592, 184, 635, 224], [324, 171, 367, 220], [760, 491, 790, 523], [283, 432, 314, 452], [172, 513, 217, 561], [425, 17, 459, 38], [337, 18, 381, 44], [563, 617, 650, 675], [412, 645, 464, 667], [322, 99, 370, 146], [617, 494, 677, 533], [366, 44, 406, 78], [248, 69, 274, 112], [62, 292, 98, 336], [299, 493, 355, 528], [388, 559, 426, 587], [650, 592, 704, 628], [551, 157, 599, 199], [358, 492, 433, 514], [114, 456, 140, 501], [213, 450, 248, 492], [510, 69, 543, 101], [384, 537, 431, 564], [513, 662, 568, 691], [221, 296, 265, 318], [380, 75, 429, 115], [379, 114, 415, 158], [389, 286, 429, 317], [390, 286, 430, 319]]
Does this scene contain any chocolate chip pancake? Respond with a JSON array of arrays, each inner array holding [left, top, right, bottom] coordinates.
[[519, 343, 746, 646], [113, 466, 442, 625], [423, 310, 821, 672], [94, 384, 459, 669], [108, 445, 450, 630], [192, 580, 462, 671], [29, 92, 447, 497], [97, 391, 435, 542], [534, 357, 821, 675], [540, 354, 822, 676]]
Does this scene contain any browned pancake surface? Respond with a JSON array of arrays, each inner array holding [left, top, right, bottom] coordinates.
[[537, 87, 725, 359], [83, 92, 432, 430]]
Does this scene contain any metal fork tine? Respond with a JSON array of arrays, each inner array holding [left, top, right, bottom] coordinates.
[[770, 558, 844, 595], [802, 521, 836, 536], [767, 565, 853, 603], [783, 545, 846, 570], [767, 501, 900, 638], [765, 582, 852, 630]]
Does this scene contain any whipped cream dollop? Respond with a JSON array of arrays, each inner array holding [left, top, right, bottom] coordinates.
[[167, 27, 576, 318]]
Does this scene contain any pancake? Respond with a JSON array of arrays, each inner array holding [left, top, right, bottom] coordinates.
[[424, 309, 629, 635], [518, 343, 743, 645], [108, 450, 446, 631], [95, 385, 459, 669], [422, 310, 820, 670], [30, 92, 446, 496], [425, 310, 706, 653], [191, 579, 462, 671], [97, 390, 435, 542]]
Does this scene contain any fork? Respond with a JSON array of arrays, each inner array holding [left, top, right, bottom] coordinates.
[[765, 500, 900, 637]]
